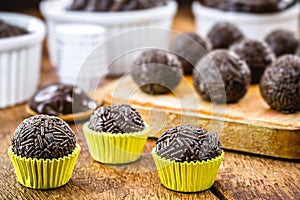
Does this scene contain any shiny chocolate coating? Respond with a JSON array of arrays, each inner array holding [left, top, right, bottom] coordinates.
[[131, 49, 183, 95], [70, 0, 166, 12], [29, 83, 97, 116], [12, 115, 76, 159], [265, 29, 299, 57], [230, 39, 275, 84], [169, 32, 211, 75], [260, 55, 300, 114], [155, 125, 222, 162], [0, 19, 28, 38], [199, 0, 297, 13], [207, 22, 244, 50], [193, 50, 250, 103]]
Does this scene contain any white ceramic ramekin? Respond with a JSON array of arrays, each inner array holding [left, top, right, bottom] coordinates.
[[0, 12, 46, 109], [192, 1, 299, 40], [40, 0, 177, 76]]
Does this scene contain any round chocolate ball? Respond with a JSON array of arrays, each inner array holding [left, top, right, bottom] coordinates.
[[193, 50, 250, 103], [29, 83, 97, 116], [169, 32, 211, 75], [265, 29, 299, 57], [131, 49, 183, 94], [260, 55, 300, 114], [89, 104, 145, 133], [207, 22, 244, 50], [12, 115, 76, 159], [296, 45, 300, 57], [155, 125, 222, 162], [230, 39, 275, 84]]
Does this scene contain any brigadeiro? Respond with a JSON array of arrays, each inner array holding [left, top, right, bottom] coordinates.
[[295, 45, 300, 57], [207, 22, 244, 50], [152, 125, 224, 192], [70, 0, 167, 11], [193, 50, 251, 104], [260, 55, 300, 114], [131, 49, 183, 95], [0, 19, 28, 38], [8, 115, 81, 189], [265, 29, 299, 57], [230, 39, 275, 84], [169, 32, 211, 75], [82, 104, 150, 164], [28, 83, 97, 116]]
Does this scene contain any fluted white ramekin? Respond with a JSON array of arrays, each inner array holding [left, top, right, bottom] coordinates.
[[192, 1, 299, 40], [0, 12, 46, 109], [40, 0, 177, 76]]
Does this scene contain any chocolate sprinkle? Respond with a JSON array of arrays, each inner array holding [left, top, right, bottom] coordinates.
[[12, 115, 76, 159], [156, 125, 222, 162], [131, 49, 183, 95], [207, 22, 244, 50], [89, 104, 145, 133], [230, 39, 275, 84], [169, 32, 211, 75], [265, 29, 299, 57], [260, 55, 300, 114], [193, 50, 251, 103], [70, 0, 166, 12], [0, 19, 28, 38], [28, 83, 97, 116]]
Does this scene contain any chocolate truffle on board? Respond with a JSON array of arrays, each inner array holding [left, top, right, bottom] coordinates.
[[265, 29, 299, 57], [230, 39, 275, 84], [89, 104, 145, 133], [260, 55, 300, 114], [207, 22, 244, 50], [193, 50, 251, 103], [12, 115, 76, 159], [70, 0, 166, 12], [28, 83, 97, 116], [131, 49, 183, 94], [169, 32, 211, 75], [155, 125, 222, 162], [0, 19, 28, 38]]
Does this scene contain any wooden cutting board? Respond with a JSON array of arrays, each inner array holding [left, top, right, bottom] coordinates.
[[95, 75, 300, 159]]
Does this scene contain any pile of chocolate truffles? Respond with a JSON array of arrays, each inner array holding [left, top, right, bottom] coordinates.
[[131, 21, 300, 113]]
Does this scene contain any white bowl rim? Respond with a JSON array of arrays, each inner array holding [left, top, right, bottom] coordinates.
[[0, 12, 46, 51], [40, 0, 177, 24], [192, 1, 299, 23]]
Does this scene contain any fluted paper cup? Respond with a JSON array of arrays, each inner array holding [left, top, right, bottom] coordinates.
[[152, 148, 224, 192], [82, 122, 150, 164], [8, 144, 80, 189]]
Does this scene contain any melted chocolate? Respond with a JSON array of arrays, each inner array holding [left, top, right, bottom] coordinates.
[[29, 83, 97, 116], [199, 0, 297, 13]]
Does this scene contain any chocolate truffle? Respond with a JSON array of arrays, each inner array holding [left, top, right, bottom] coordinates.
[[198, 0, 297, 13], [131, 49, 183, 94], [0, 19, 28, 38], [12, 115, 76, 159], [265, 29, 299, 57], [89, 104, 145, 133], [28, 83, 97, 116], [207, 22, 244, 50], [169, 32, 211, 75], [260, 55, 300, 114], [230, 39, 275, 84], [155, 125, 222, 162], [193, 50, 250, 103], [296, 45, 300, 57], [70, 0, 166, 12]]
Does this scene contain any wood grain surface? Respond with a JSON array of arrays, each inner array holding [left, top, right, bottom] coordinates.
[[0, 6, 299, 200]]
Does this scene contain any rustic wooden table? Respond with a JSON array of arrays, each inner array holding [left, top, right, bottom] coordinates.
[[0, 6, 299, 200]]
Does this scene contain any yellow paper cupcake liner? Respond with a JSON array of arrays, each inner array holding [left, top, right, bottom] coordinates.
[[8, 144, 81, 189], [82, 122, 150, 164], [152, 148, 224, 192]]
